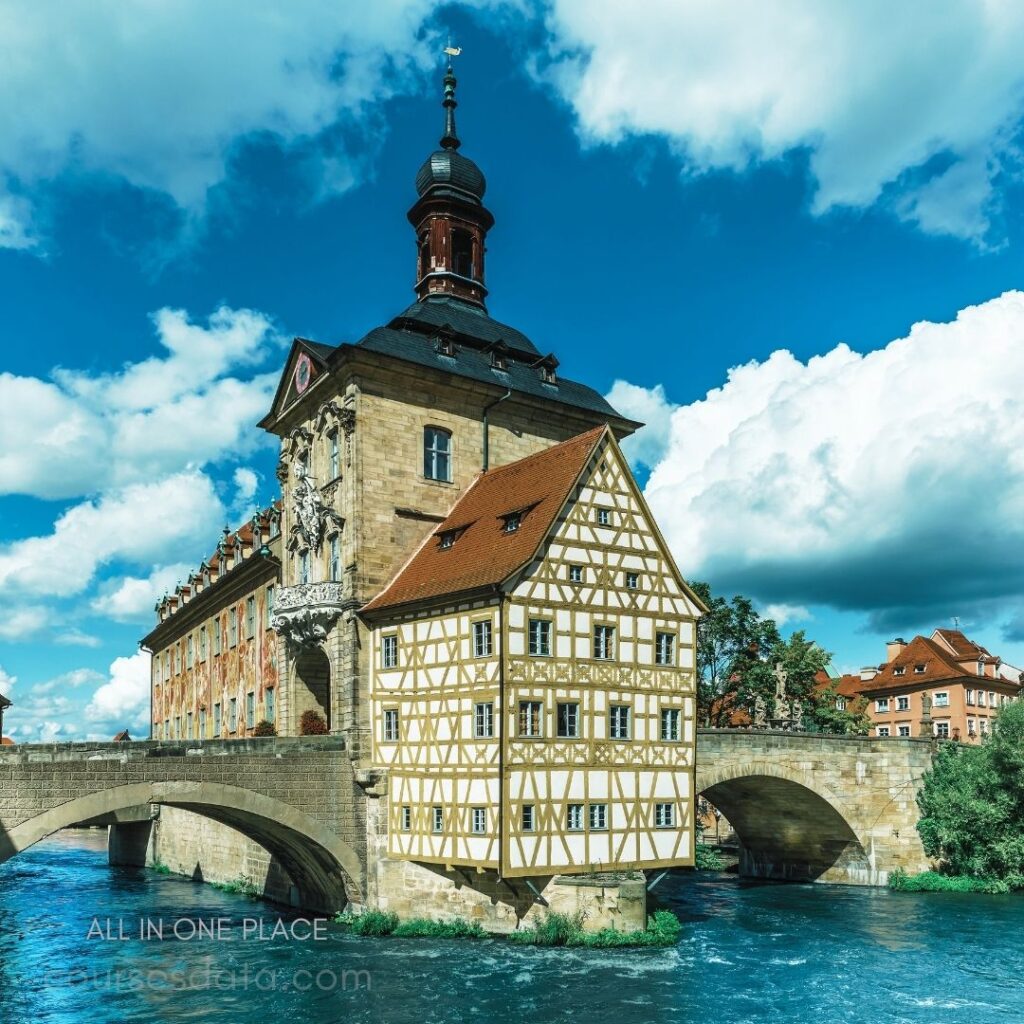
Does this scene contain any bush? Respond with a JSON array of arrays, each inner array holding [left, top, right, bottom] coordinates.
[[342, 909, 399, 937], [211, 875, 261, 898], [695, 844, 726, 871], [391, 917, 485, 939], [252, 720, 277, 737], [889, 869, 1012, 894], [510, 909, 682, 948], [298, 710, 328, 736]]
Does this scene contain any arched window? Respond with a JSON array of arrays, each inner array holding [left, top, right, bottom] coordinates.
[[424, 427, 452, 482]]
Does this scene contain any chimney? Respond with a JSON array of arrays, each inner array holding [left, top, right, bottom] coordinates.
[[886, 637, 907, 663], [859, 666, 878, 682]]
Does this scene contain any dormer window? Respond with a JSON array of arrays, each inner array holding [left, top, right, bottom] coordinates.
[[540, 363, 556, 384], [893, 667, 906, 676], [489, 344, 509, 372], [914, 664, 926, 674], [978, 660, 985, 676], [503, 511, 522, 533], [435, 335, 456, 357], [438, 530, 456, 550]]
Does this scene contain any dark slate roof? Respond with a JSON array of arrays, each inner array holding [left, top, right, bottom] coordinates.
[[352, 324, 622, 419], [389, 296, 541, 357], [415, 150, 486, 202]]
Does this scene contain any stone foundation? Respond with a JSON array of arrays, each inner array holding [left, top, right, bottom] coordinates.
[[146, 806, 301, 908]]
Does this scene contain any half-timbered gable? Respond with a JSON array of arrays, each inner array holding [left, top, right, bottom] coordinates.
[[363, 426, 702, 877]]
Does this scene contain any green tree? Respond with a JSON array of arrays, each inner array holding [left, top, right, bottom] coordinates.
[[916, 700, 1024, 883]]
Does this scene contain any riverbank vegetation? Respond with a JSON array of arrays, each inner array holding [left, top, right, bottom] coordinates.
[[333, 907, 683, 947], [897, 701, 1024, 893], [695, 844, 727, 871]]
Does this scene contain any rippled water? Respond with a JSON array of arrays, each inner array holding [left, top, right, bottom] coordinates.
[[1, 831, 1022, 1024]]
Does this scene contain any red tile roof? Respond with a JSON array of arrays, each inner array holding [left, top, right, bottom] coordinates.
[[932, 628, 994, 661], [860, 634, 998, 694], [362, 427, 608, 614], [0, 737, 13, 747]]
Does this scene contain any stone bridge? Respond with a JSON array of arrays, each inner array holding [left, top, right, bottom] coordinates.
[[696, 729, 934, 885], [0, 731, 936, 912], [0, 737, 364, 913]]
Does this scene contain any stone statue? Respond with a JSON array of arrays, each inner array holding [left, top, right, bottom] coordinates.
[[292, 457, 342, 554], [773, 662, 789, 720]]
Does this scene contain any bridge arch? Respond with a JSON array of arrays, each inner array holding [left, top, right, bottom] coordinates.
[[697, 760, 872, 883], [0, 781, 362, 912]]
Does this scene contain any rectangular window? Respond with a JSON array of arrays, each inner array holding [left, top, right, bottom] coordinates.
[[246, 596, 256, 639], [299, 550, 310, 585], [330, 535, 341, 582], [266, 688, 276, 724], [934, 692, 950, 708], [896, 696, 910, 711], [474, 702, 494, 739], [522, 805, 535, 832], [593, 624, 615, 660], [229, 697, 238, 732], [199, 626, 207, 662], [897, 725, 910, 737], [655, 802, 675, 828], [383, 709, 400, 742], [990, 692, 997, 708], [174, 716, 180, 739], [519, 700, 543, 737], [980, 719, 989, 735], [187, 635, 194, 668], [625, 571, 639, 589], [401, 806, 411, 831], [935, 721, 950, 738], [329, 430, 340, 479], [432, 806, 443, 834], [978, 691, 987, 707], [661, 707, 680, 741], [528, 618, 551, 657], [569, 564, 584, 584], [172, 647, 178, 675], [213, 703, 221, 736], [597, 508, 612, 526], [229, 607, 238, 647], [875, 699, 889, 713], [382, 634, 398, 669], [164, 718, 169, 739], [199, 708, 206, 738], [266, 586, 275, 628], [557, 702, 579, 738], [877, 726, 890, 737], [213, 621, 221, 656], [655, 632, 675, 666], [609, 704, 631, 740], [424, 427, 452, 482], [503, 511, 522, 533], [589, 803, 608, 831], [966, 689, 975, 706], [473, 620, 493, 658], [246, 691, 255, 729], [471, 807, 486, 834], [186, 711, 193, 740], [566, 804, 584, 831]]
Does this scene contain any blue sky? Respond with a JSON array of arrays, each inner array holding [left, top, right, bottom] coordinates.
[[2, 2, 1024, 740]]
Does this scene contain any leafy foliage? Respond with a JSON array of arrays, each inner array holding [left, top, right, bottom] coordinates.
[[916, 700, 1024, 883], [695, 844, 726, 871], [509, 909, 682, 948], [338, 909, 400, 936], [298, 710, 328, 736], [391, 917, 486, 939], [690, 580, 869, 734], [889, 869, 1013, 894], [252, 720, 277, 737]]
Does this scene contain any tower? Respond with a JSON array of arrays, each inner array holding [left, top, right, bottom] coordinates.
[[408, 63, 493, 307]]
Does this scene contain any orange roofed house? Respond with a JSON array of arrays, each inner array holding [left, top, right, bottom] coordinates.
[[854, 629, 1022, 741]]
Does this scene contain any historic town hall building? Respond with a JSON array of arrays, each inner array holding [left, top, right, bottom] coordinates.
[[144, 64, 702, 924]]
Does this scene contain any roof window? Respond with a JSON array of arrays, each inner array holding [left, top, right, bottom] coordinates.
[[438, 530, 456, 550], [914, 664, 926, 674], [502, 511, 522, 533]]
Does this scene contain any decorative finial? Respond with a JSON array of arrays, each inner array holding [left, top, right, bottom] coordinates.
[[440, 41, 462, 151]]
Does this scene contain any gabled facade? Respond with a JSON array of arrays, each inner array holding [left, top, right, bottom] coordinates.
[[363, 428, 702, 876], [855, 630, 1021, 741]]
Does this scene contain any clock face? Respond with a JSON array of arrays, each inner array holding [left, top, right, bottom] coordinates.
[[294, 352, 313, 394]]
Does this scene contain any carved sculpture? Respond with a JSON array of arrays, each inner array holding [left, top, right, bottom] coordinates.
[[292, 457, 343, 554]]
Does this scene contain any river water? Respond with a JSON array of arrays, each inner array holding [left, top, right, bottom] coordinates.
[[1, 830, 1021, 1024]]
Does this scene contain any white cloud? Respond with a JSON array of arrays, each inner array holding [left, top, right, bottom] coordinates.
[[0, 665, 16, 694], [606, 380, 677, 470], [629, 290, 1024, 628], [53, 629, 103, 649], [539, 1, 1024, 244], [0, 471, 224, 600], [91, 563, 193, 623], [0, 605, 49, 641], [0, 306, 281, 500], [0, 1, 451, 247], [761, 604, 813, 628], [84, 651, 151, 733]]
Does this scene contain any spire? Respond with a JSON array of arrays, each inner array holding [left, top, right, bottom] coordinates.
[[440, 63, 460, 151]]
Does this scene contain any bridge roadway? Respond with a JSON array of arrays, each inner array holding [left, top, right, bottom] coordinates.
[[0, 730, 935, 909]]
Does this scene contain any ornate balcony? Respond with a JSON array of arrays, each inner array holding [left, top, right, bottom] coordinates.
[[272, 581, 347, 651]]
